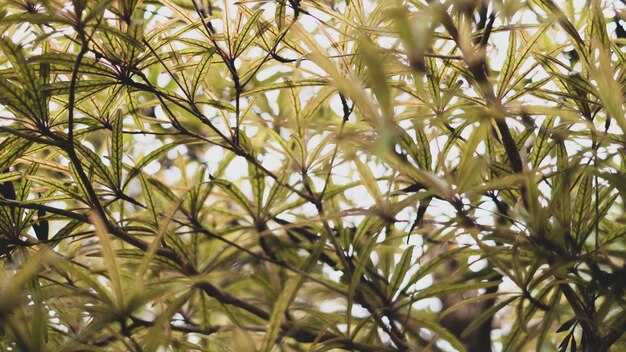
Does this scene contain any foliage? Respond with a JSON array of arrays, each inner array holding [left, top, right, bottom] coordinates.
[[0, 0, 625, 351]]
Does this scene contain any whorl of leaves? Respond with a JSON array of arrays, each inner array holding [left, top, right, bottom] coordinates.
[[0, 0, 625, 351]]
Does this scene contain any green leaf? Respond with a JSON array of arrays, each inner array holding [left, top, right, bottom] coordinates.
[[111, 110, 124, 187], [29, 279, 47, 349], [529, 115, 556, 168], [0, 76, 38, 120], [74, 143, 116, 189], [414, 123, 432, 171], [0, 13, 73, 26], [397, 126, 429, 170], [240, 79, 330, 98], [353, 155, 382, 202], [42, 80, 117, 96], [212, 178, 254, 217], [552, 142, 572, 231], [259, 274, 301, 352], [29, 53, 118, 77], [275, 1, 287, 30], [347, 231, 380, 327], [389, 245, 414, 297], [410, 316, 468, 352], [123, 140, 190, 189], [497, 27, 518, 99], [83, 0, 115, 23], [233, 9, 264, 58], [572, 173, 592, 248], [143, 290, 196, 352], [0, 37, 40, 102], [579, 188, 618, 247], [248, 162, 265, 217], [412, 280, 501, 302], [68, 163, 92, 205], [191, 49, 215, 97], [531, 0, 588, 65], [404, 246, 465, 295], [0, 171, 21, 184], [358, 34, 392, 120], [461, 296, 517, 339], [0, 138, 33, 172], [195, 98, 237, 112], [139, 172, 159, 227], [497, 21, 552, 99], [26, 175, 87, 203]]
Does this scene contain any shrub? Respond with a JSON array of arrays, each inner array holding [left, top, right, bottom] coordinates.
[[0, 0, 625, 351]]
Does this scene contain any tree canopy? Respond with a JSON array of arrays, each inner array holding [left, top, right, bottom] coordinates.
[[0, 0, 625, 351]]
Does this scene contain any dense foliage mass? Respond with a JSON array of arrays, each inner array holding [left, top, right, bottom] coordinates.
[[0, 0, 625, 351]]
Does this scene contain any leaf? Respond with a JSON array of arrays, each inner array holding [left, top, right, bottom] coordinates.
[[52, 219, 83, 241], [552, 142, 571, 231], [42, 80, 117, 96], [529, 115, 556, 168], [409, 316, 468, 352], [195, 98, 237, 112], [461, 296, 517, 339], [352, 213, 387, 245], [358, 35, 392, 120], [212, 178, 254, 217], [396, 127, 428, 170], [83, 0, 115, 24], [26, 175, 87, 203], [347, 231, 380, 327], [240, 79, 330, 98], [589, 45, 626, 134], [248, 162, 265, 217], [139, 172, 159, 227], [531, 0, 588, 65], [497, 21, 552, 99], [0, 37, 40, 102], [413, 123, 432, 171], [14, 163, 39, 223], [0, 171, 21, 184], [579, 189, 618, 246], [111, 110, 124, 187], [289, 134, 307, 167], [572, 172, 592, 248], [0, 76, 38, 120], [353, 155, 382, 202], [29, 279, 47, 349], [123, 140, 190, 189], [144, 290, 196, 352], [259, 275, 300, 352], [496, 27, 518, 99], [556, 317, 576, 333], [74, 143, 116, 189], [191, 49, 215, 96], [587, 0, 610, 56], [137, 198, 183, 278], [275, 1, 287, 30], [0, 138, 33, 173], [29, 53, 118, 77], [0, 251, 54, 317], [233, 9, 264, 58], [262, 208, 334, 350], [148, 177, 177, 202], [457, 122, 489, 192], [389, 245, 414, 297], [0, 13, 73, 26], [68, 162, 93, 206], [412, 280, 501, 302], [125, 88, 143, 129]]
